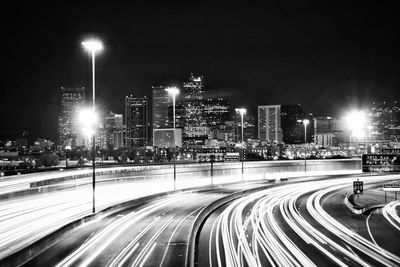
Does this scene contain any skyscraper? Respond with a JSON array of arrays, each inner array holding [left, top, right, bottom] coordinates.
[[204, 98, 230, 130], [183, 73, 204, 101], [182, 74, 208, 144], [58, 87, 85, 147], [370, 101, 400, 142], [281, 104, 308, 144], [104, 111, 124, 149], [314, 116, 345, 147], [152, 86, 170, 130], [125, 95, 149, 147], [258, 105, 283, 143]]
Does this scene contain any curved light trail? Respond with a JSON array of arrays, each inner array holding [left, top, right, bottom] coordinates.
[[206, 175, 400, 267]]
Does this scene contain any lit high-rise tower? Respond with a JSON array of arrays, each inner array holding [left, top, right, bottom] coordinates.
[[182, 74, 208, 144], [152, 86, 170, 130], [258, 105, 283, 143], [58, 87, 85, 147], [125, 95, 149, 147]]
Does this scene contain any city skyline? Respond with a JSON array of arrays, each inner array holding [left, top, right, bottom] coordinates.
[[2, 1, 400, 140]]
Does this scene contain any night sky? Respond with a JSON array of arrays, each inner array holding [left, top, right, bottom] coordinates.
[[2, 1, 399, 141]]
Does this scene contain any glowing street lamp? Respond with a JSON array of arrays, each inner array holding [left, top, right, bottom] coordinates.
[[65, 145, 71, 168], [165, 87, 180, 190], [303, 119, 310, 144], [345, 110, 367, 140], [297, 119, 310, 178], [345, 110, 368, 155], [235, 108, 247, 183], [235, 108, 246, 143], [81, 38, 103, 214], [165, 87, 179, 129]]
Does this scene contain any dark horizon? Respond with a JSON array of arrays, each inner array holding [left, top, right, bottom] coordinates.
[[2, 1, 399, 141]]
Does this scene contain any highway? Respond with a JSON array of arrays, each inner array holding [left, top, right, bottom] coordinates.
[[19, 183, 271, 266], [0, 160, 360, 261], [3, 160, 398, 266], [197, 174, 400, 267]]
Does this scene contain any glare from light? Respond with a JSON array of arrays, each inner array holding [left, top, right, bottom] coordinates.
[[78, 108, 98, 126], [235, 108, 247, 115], [303, 119, 310, 126], [81, 39, 103, 54], [345, 110, 368, 139], [165, 87, 179, 97], [82, 127, 95, 138]]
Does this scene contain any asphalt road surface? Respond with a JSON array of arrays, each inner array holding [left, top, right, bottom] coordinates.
[[4, 173, 399, 267], [21, 183, 269, 267], [197, 174, 400, 267]]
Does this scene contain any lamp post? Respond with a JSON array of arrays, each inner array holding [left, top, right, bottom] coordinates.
[[345, 110, 367, 157], [235, 108, 246, 183], [65, 145, 71, 168], [302, 119, 310, 178], [165, 87, 179, 190], [82, 38, 103, 213]]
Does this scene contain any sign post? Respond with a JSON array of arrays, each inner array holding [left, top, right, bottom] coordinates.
[[383, 184, 400, 202], [210, 154, 215, 185], [353, 179, 364, 196]]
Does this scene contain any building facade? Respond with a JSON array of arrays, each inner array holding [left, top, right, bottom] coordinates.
[[104, 111, 124, 149], [370, 101, 400, 142], [125, 95, 149, 147], [204, 98, 230, 130], [314, 116, 345, 147], [234, 113, 256, 142], [182, 74, 208, 144], [258, 105, 283, 143], [152, 86, 170, 130], [281, 104, 310, 144], [153, 128, 182, 148], [58, 87, 85, 148]]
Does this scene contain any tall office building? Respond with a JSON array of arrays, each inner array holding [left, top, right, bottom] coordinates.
[[183, 73, 204, 101], [370, 101, 400, 142], [182, 74, 208, 144], [58, 87, 85, 147], [125, 95, 149, 147], [204, 98, 230, 130], [314, 116, 346, 147], [152, 86, 170, 130], [235, 113, 256, 142], [281, 104, 308, 144], [104, 111, 124, 149], [258, 105, 283, 143]]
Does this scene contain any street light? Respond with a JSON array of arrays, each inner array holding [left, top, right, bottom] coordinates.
[[65, 145, 71, 168], [299, 119, 310, 178], [82, 38, 103, 213], [235, 108, 246, 143], [345, 110, 368, 156], [235, 108, 246, 183], [165, 87, 179, 190]]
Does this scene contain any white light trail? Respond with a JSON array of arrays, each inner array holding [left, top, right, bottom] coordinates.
[[209, 175, 400, 266]]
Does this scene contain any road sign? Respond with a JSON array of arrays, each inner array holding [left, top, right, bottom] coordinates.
[[224, 152, 240, 161], [362, 154, 398, 172], [382, 148, 400, 154], [353, 180, 364, 195], [383, 184, 400, 191]]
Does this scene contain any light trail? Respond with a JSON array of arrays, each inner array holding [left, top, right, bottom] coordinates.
[[207, 175, 400, 266], [382, 201, 400, 232], [55, 193, 189, 267]]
